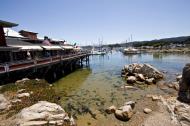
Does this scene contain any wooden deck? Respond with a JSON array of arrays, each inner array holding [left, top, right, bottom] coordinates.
[[0, 52, 90, 74]]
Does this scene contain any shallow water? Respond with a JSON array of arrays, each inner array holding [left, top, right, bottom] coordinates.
[[53, 51, 190, 125]]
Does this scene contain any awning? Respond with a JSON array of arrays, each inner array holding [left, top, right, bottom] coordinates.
[[9, 45, 43, 51], [61, 45, 74, 49], [41, 45, 62, 50], [0, 20, 18, 27]]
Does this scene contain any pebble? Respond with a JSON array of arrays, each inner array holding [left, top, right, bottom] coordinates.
[[152, 95, 160, 101], [144, 108, 152, 114]]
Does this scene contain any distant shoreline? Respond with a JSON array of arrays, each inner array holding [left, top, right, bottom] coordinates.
[[138, 48, 190, 53]]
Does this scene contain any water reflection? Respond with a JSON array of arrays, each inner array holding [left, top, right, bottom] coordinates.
[[53, 51, 190, 125], [153, 53, 163, 60]]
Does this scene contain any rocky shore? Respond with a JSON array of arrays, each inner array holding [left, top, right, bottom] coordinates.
[[0, 78, 75, 126], [0, 63, 190, 126], [118, 63, 190, 126]]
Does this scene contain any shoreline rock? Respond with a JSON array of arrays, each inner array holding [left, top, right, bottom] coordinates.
[[106, 101, 135, 121], [0, 94, 11, 111], [161, 96, 190, 126], [15, 101, 76, 126], [178, 63, 190, 103]]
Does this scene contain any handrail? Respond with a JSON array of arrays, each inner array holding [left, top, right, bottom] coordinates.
[[0, 52, 89, 73], [8, 60, 35, 66]]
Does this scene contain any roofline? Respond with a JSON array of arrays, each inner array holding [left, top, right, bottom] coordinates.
[[19, 30, 38, 34], [0, 20, 18, 27]]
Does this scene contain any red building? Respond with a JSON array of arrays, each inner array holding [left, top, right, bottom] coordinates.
[[19, 30, 38, 40]]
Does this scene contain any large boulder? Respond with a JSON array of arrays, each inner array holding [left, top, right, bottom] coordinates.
[[0, 94, 11, 111], [139, 64, 163, 79], [178, 63, 190, 103], [15, 101, 75, 126], [123, 63, 164, 80]]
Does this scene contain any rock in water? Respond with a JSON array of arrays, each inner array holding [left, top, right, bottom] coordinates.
[[137, 74, 145, 81], [120, 85, 138, 90], [115, 109, 124, 121], [176, 75, 182, 81], [0, 94, 11, 110], [122, 105, 133, 119], [105, 105, 116, 114], [145, 78, 155, 85], [15, 101, 75, 126], [124, 101, 136, 109], [152, 95, 160, 101], [140, 64, 163, 79], [178, 63, 190, 103], [127, 76, 137, 84], [123, 63, 164, 80], [115, 105, 133, 121], [144, 108, 152, 114]]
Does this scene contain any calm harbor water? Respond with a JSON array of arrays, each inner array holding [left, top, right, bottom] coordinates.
[[53, 51, 190, 125]]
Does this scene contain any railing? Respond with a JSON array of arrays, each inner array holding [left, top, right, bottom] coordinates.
[[52, 56, 61, 61], [0, 52, 90, 74], [36, 58, 51, 65], [9, 61, 34, 71], [0, 65, 5, 73]]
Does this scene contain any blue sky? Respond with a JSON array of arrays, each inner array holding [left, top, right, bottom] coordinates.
[[0, 0, 190, 45]]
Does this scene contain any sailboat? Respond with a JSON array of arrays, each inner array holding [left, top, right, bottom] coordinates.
[[123, 34, 139, 54], [123, 47, 139, 54], [91, 37, 106, 55], [91, 47, 106, 55]]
